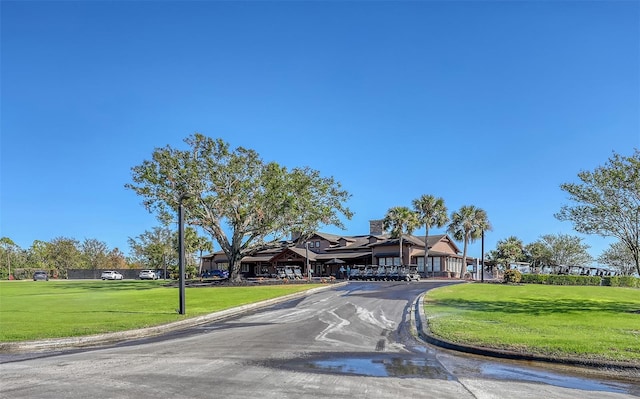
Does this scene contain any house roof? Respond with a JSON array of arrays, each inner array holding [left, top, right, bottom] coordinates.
[[243, 255, 275, 263], [316, 252, 371, 260], [202, 232, 464, 263], [372, 234, 425, 248], [312, 232, 342, 243]]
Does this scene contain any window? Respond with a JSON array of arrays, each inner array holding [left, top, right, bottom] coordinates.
[[433, 257, 441, 272], [447, 258, 461, 273], [241, 264, 249, 273], [378, 257, 400, 266], [315, 241, 320, 248]]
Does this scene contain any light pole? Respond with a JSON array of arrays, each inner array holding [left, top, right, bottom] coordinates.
[[305, 242, 310, 281], [178, 193, 192, 315], [481, 229, 485, 283]]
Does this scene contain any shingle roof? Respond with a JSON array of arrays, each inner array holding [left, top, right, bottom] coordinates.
[[202, 232, 461, 262]]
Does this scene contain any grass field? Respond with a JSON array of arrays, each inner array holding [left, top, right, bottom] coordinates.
[[0, 280, 320, 342], [424, 283, 640, 364]]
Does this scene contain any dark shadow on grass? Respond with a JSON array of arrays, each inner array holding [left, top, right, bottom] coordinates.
[[8, 309, 179, 315], [91, 310, 180, 315], [427, 297, 640, 315], [44, 281, 167, 291]]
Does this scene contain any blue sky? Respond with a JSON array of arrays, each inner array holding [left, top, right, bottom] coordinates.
[[2, 1, 638, 261]]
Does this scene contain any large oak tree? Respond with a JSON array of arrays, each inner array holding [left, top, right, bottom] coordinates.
[[127, 134, 353, 281]]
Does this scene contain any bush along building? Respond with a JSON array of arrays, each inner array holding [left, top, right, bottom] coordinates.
[[201, 220, 476, 279]]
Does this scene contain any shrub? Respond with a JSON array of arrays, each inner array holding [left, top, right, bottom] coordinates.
[[503, 269, 522, 283], [547, 275, 601, 286], [603, 276, 640, 288], [520, 274, 602, 286], [521, 274, 548, 284]]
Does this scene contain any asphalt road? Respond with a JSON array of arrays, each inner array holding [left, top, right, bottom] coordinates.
[[1, 281, 638, 398]]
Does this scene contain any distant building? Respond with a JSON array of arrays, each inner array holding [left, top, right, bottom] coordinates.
[[201, 221, 475, 278]]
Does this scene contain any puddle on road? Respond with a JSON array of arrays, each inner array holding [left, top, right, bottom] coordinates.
[[264, 353, 638, 395], [481, 364, 633, 394], [311, 357, 451, 379], [271, 353, 453, 379]]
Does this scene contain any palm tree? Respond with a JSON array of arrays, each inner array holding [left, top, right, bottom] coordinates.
[[447, 205, 491, 278], [412, 195, 448, 277], [382, 206, 420, 266]]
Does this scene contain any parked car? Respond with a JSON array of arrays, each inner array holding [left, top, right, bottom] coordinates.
[[202, 269, 229, 279], [139, 270, 158, 280], [33, 271, 49, 281], [101, 271, 123, 280]]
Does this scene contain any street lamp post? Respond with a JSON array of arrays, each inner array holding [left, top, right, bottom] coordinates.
[[481, 229, 485, 283], [178, 193, 192, 315], [305, 242, 310, 281]]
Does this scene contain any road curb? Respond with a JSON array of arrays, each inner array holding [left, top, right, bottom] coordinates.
[[0, 282, 347, 354], [414, 292, 640, 374]]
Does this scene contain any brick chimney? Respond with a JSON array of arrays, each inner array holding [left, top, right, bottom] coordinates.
[[369, 219, 383, 235]]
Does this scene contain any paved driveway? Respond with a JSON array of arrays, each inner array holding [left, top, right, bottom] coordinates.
[[1, 281, 637, 398]]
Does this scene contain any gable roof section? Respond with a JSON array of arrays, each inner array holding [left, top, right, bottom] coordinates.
[[270, 246, 318, 262], [308, 232, 342, 244], [326, 236, 372, 251], [428, 234, 460, 253]]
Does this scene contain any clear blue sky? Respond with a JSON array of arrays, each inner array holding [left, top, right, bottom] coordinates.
[[2, 1, 638, 262]]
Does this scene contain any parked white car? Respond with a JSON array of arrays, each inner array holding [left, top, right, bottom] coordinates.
[[139, 270, 158, 280], [101, 271, 123, 280]]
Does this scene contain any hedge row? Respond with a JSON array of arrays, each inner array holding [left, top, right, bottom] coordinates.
[[519, 274, 601, 286], [519, 273, 639, 287], [602, 276, 640, 288]]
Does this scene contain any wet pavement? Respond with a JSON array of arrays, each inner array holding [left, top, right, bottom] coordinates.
[[1, 281, 638, 398]]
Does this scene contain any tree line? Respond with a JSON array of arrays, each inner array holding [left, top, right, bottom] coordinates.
[[3, 135, 637, 280], [379, 196, 636, 277], [485, 233, 638, 275], [0, 226, 213, 280]]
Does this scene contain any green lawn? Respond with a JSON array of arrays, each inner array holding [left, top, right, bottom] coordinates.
[[424, 283, 640, 364], [0, 280, 321, 342]]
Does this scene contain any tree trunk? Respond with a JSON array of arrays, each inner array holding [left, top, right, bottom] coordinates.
[[229, 251, 244, 282], [399, 235, 404, 266], [424, 227, 430, 278], [460, 240, 468, 278]]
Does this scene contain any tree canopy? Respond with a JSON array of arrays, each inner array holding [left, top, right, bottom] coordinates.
[[556, 149, 640, 275], [412, 194, 448, 275], [536, 233, 592, 267], [1, 236, 139, 280], [488, 236, 526, 270], [448, 205, 491, 277], [126, 134, 353, 281], [598, 241, 636, 276], [382, 206, 420, 265]]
